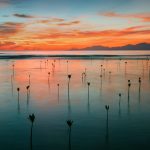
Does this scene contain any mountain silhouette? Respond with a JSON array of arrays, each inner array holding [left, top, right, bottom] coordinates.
[[72, 43, 150, 50]]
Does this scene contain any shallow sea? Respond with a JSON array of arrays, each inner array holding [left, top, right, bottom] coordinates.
[[0, 51, 150, 150]]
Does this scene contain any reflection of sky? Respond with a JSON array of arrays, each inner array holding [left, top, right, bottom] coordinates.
[[0, 0, 150, 50], [0, 58, 150, 149]]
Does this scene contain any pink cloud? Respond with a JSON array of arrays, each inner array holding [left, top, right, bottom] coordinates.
[[101, 12, 150, 22]]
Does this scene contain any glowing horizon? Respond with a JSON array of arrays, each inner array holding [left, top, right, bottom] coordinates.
[[0, 0, 150, 50]]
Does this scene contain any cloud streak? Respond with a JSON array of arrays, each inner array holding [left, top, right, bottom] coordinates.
[[32, 25, 150, 39], [101, 12, 150, 22], [36, 18, 65, 24], [0, 22, 25, 38], [13, 13, 35, 18], [0, 41, 16, 47], [57, 20, 81, 26], [0, 21, 150, 50], [0, 0, 10, 8]]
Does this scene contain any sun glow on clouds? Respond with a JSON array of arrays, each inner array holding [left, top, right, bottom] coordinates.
[[0, 19, 150, 50], [0, 0, 150, 50]]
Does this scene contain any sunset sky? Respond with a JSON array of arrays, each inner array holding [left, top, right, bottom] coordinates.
[[0, 0, 150, 50]]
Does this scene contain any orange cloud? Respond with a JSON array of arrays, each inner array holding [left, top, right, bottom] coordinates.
[[0, 22, 150, 50], [57, 20, 81, 26], [0, 22, 24, 37], [0, 41, 16, 49], [30, 25, 150, 39], [51, 18, 65, 22], [101, 12, 150, 22]]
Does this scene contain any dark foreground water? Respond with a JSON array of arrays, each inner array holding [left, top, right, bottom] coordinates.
[[0, 56, 150, 150]]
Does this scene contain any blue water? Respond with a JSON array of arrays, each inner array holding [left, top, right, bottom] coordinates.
[[0, 56, 150, 150]]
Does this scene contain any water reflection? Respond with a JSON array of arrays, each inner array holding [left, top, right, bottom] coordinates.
[[119, 93, 121, 116], [149, 66, 150, 81], [11, 75, 14, 95], [67, 60, 69, 74], [12, 63, 15, 76], [87, 82, 90, 113], [67, 120, 73, 150], [57, 84, 60, 103], [48, 72, 51, 92], [68, 74, 72, 115], [125, 61, 127, 77], [105, 105, 109, 149], [138, 77, 141, 104], [29, 74, 31, 85], [26, 85, 30, 106], [108, 71, 111, 83], [0, 58, 149, 150], [28, 114, 35, 150], [17, 87, 20, 113], [100, 75, 103, 91]]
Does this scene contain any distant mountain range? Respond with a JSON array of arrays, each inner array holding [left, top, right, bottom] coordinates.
[[72, 43, 150, 50]]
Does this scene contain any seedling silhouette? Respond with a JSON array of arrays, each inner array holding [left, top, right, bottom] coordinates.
[[66, 120, 73, 150], [119, 93, 121, 116], [28, 114, 35, 150], [128, 81, 131, 99], [87, 82, 90, 98], [105, 105, 109, 119], [68, 74, 72, 96], [100, 65, 103, 74], [26, 85, 30, 105], [67, 74, 72, 113], [105, 105, 109, 145], [100, 74, 103, 90], [57, 83, 60, 102], [17, 87, 20, 112], [138, 77, 141, 103], [12, 64, 15, 76]]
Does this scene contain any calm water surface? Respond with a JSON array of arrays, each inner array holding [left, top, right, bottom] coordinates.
[[0, 57, 150, 150], [0, 50, 150, 56]]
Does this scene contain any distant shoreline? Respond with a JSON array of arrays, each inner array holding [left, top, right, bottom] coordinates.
[[0, 54, 149, 60]]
